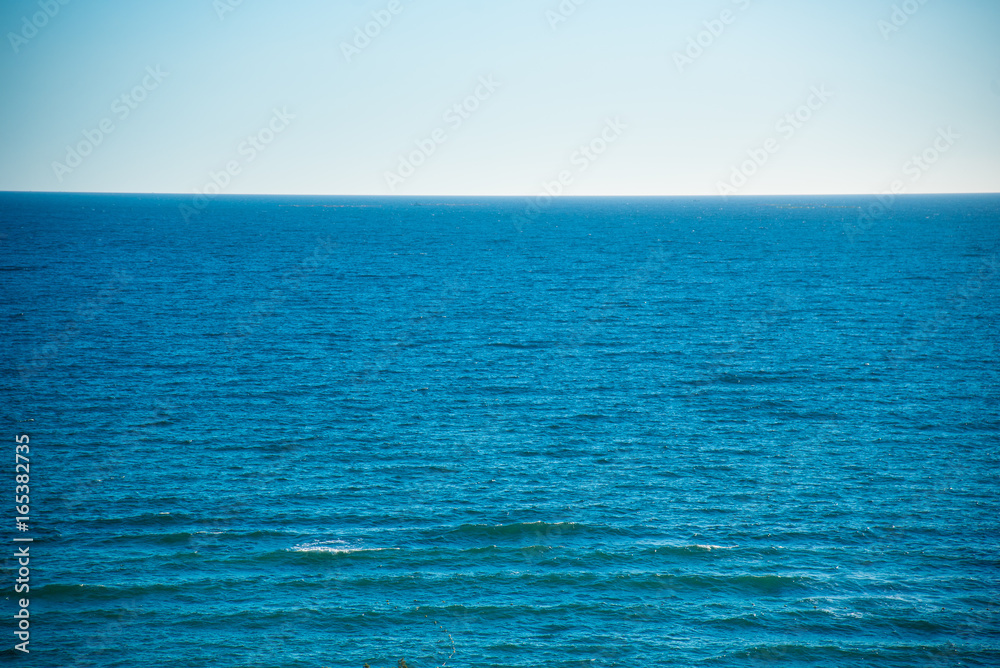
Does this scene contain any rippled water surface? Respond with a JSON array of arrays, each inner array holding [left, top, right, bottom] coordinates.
[[2, 193, 998, 666]]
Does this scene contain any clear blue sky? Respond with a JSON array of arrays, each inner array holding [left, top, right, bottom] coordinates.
[[1, 0, 998, 196]]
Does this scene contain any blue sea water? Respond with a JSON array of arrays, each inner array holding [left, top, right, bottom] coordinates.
[[1, 193, 998, 667]]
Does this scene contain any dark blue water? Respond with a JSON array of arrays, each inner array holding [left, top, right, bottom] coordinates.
[[1, 193, 998, 667]]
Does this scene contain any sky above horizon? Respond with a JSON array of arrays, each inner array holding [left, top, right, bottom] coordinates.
[[1, 0, 999, 197]]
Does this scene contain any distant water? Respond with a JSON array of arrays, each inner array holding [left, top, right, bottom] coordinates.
[[1, 193, 998, 667]]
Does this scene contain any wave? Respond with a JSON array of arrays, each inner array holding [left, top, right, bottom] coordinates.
[[706, 643, 967, 663], [84, 512, 198, 528], [35, 578, 262, 602], [640, 543, 738, 556], [484, 341, 552, 349], [442, 521, 592, 541], [290, 540, 401, 555], [95, 528, 297, 545]]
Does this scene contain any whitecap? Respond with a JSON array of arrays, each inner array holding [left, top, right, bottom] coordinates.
[[289, 539, 400, 554]]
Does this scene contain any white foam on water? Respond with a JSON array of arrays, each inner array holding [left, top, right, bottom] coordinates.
[[290, 539, 401, 554], [694, 544, 738, 551]]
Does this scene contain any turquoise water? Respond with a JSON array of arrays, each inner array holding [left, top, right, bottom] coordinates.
[[1, 193, 998, 666]]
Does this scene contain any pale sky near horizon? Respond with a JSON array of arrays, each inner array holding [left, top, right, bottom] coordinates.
[[1, 0, 998, 197]]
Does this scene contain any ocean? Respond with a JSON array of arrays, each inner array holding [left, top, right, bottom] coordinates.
[[1, 193, 998, 667]]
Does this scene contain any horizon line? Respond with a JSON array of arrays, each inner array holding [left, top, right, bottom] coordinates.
[[3, 191, 1000, 199]]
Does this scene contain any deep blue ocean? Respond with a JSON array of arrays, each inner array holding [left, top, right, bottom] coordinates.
[[1, 193, 998, 667]]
